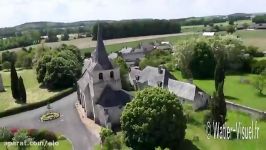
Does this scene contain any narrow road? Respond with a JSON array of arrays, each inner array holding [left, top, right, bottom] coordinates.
[[0, 92, 100, 150]]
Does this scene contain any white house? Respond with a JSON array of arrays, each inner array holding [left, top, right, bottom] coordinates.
[[203, 32, 215, 37]]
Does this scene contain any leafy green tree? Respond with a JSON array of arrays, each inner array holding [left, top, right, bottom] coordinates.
[[36, 45, 82, 89], [189, 39, 216, 79], [1, 51, 17, 63], [61, 32, 69, 41], [254, 71, 266, 95], [229, 20, 234, 25], [11, 62, 20, 100], [114, 56, 133, 91], [18, 76, 27, 103], [226, 25, 236, 34], [2, 61, 11, 70], [121, 87, 187, 150], [46, 30, 58, 42], [100, 128, 114, 143]]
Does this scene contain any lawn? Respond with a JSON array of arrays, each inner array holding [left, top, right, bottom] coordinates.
[[81, 34, 198, 55], [171, 71, 266, 111], [235, 30, 266, 51], [0, 138, 72, 150], [254, 56, 266, 61], [184, 104, 266, 150], [0, 69, 60, 112]]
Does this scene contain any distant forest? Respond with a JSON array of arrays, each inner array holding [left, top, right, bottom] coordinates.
[[92, 20, 181, 40]]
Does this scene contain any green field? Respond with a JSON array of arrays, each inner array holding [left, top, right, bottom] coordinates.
[[235, 30, 266, 51], [0, 139, 72, 150], [81, 34, 198, 55], [184, 104, 266, 150], [181, 25, 204, 33], [172, 71, 266, 111], [0, 69, 59, 112]]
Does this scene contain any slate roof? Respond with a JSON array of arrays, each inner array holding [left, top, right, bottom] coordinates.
[[77, 71, 90, 92], [122, 52, 145, 62], [120, 47, 133, 54], [167, 79, 196, 101], [93, 24, 113, 70], [96, 86, 131, 107], [137, 66, 175, 87]]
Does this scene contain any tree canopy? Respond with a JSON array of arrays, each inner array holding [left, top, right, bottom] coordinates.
[[36, 45, 82, 89], [121, 87, 187, 150], [92, 20, 181, 40]]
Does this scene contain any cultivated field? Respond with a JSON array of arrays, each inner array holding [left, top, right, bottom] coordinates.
[[0, 69, 59, 112], [3, 32, 195, 53], [235, 30, 266, 51]]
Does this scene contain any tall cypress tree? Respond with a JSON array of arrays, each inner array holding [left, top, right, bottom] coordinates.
[[214, 55, 225, 91], [18, 76, 27, 103], [10, 62, 19, 100]]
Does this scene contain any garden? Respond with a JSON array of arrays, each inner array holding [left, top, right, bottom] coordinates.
[[0, 127, 72, 150]]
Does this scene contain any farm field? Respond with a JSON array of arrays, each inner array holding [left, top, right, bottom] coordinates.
[[171, 71, 266, 111], [81, 34, 198, 55], [184, 104, 266, 150], [181, 25, 204, 33], [0, 69, 60, 112], [235, 30, 266, 51], [2, 32, 195, 53]]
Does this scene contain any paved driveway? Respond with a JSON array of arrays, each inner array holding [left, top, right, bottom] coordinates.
[[0, 92, 100, 150]]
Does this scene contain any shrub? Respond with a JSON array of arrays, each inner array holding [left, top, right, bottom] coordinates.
[[230, 130, 238, 140], [36, 130, 58, 142], [0, 127, 13, 142], [100, 128, 113, 143], [27, 129, 39, 140], [10, 128, 19, 135], [12, 129, 33, 149], [2, 61, 11, 70], [251, 60, 266, 74]]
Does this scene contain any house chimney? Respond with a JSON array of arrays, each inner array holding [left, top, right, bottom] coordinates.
[[158, 65, 163, 74], [135, 75, 140, 81]]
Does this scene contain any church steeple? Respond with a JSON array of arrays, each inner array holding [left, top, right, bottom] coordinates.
[[94, 24, 113, 70]]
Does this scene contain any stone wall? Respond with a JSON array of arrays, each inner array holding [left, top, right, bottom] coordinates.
[[0, 74, 4, 92], [226, 101, 266, 119]]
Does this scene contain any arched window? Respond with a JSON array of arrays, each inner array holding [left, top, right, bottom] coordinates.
[[110, 71, 114, 78], [99, 73, 103, 80]]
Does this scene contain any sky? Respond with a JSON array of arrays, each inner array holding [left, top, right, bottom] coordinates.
[[0, 0, 266, 28]]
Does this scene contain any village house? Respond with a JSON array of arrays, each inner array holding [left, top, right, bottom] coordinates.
[[129, 66, 209, 110], [77, 26, 131, 128], [202, 32, 215, 37], [250, 23, 266, 29]]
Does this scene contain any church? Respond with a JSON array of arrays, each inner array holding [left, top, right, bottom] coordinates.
[[77, 25, 131, 128]]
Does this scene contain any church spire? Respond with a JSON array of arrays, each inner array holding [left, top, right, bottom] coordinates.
[[94, 23, 113, 70]]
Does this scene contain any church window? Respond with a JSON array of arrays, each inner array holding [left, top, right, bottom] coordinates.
[[99, 73, 103, 80], [110, 71, 114, 78]]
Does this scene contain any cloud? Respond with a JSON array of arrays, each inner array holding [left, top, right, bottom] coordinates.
[[0, 0, 266, 27]]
